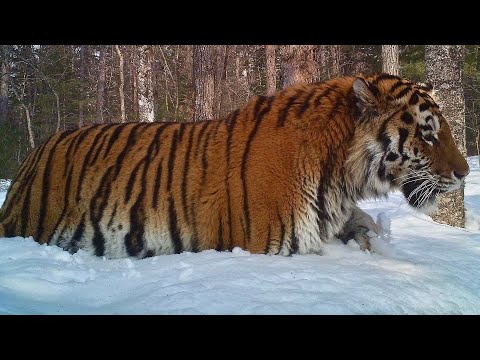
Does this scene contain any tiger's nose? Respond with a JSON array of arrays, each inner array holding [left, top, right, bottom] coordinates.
[[453, 168, 469, 180]]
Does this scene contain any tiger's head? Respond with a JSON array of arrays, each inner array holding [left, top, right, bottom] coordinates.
[[351, 73, 469, 213]]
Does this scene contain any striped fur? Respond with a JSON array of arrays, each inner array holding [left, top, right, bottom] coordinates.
[[0, 74, 469, 257]]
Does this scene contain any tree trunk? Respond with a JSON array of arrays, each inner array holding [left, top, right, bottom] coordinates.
[[382, 45, 400, 75], [137, 45, 155, 122], [96, 46, 107, 123], [213, 45, 227, 118], [193, 45, 215, 121], [317, 45, 330, 81], [330, 45, 342, 77], [78, 45, 85, 127], [115, 45, 126, 122], [54, 90, 61, 132], [425, 45, 467, 227], [0, 45, 10, 124], [12, 86, 35, 150], [265, 45, 277, 95], [280, 45, 317, 88]]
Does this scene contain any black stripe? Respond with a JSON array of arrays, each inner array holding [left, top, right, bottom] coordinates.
[[216, 213, 223, 251], [253, 96, 267, 119], [297, 89, 316, 117], [71, 124, 102, 156], [70, 214, 86, 252], [389, 81, 405, 94], [152, 161, 163, 209], [181, 125, 195, 225], [103, 124, 128, 159], [225, 109, 239, 249], [265, 225, 272, 253], [76, 125, 110, 203], [124, 169, 147, 256], [378, 160, 387, 180], [394, 86, 411, 99], [277, 92, 299, 127], [167, 129, 179, 192], [201, 130, 211, 185], [290, 212, 298, 254], [89, 131, 110, 166], [107, 202, 118, 230], [408, 92, 419, 105], [125, 123, 167, 257], [48, 158, 75, 243], [277, 212, 286, 255], [178, 123, 186, 143], [149, 124, 171, 208], [125, 159, 144, 203], [419, 103, 430, 112], [398, 128, 409, 154], [377, 110, 400, 151], [89, 166, 114, 256], [372, 73, 402, 85], [113, 123, 149, 179], [401, 112, 414, 124], [195, 121, 210, 156], [414, 124, 422, 139], [10, 144, 49, 228], [168, 196, 183, 254], [314, 87, 334, 107], [386, 152, 399, 162], [368, 83, 380, 99], [36, 131, 73, 243], [241, 96, 274, 243]]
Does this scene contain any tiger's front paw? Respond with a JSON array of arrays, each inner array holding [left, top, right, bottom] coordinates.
[[337, 206, 381, 252]]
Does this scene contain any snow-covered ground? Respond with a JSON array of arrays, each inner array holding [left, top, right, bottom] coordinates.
[[0, 157, 479, 314]]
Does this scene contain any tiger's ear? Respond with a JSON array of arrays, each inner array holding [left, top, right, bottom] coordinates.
[[352, 77, 379, 114], [416, 82, 438, 102]]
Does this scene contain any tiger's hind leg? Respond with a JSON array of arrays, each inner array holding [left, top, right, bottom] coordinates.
[[337, 205, 380, 251]]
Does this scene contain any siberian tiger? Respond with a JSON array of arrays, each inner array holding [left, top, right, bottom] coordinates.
[[0, 73, 469, 258]]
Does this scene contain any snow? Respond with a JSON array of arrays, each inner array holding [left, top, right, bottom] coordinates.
[[0, 157, 479, 314]]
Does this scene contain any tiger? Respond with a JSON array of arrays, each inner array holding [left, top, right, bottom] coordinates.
[[0, 73, 470, 258]]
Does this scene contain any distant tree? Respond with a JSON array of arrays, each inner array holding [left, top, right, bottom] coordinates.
[[193, 45, 215, 121], [96, 46, 107, 123], [330, 45, 342, 77], [137, 45, 155, 122], [425, 45, 467, 227], [0, 45, 11, 124], [114, 45, 126, 122], [78, 45, 86, 127], [265, 45, 277, 95], [280, 45, 317, 87], [382, 45, 400, 75]]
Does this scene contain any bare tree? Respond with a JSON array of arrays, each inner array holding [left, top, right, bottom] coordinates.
[[0, 45, 10, 124], [78, 45, 86, 127], [382, 45, 400, 75], [96, 46, 107, 123], [193, 45, 215, 121], [425, 45, 467, 227], [265, 45, 277, 95], [280, 45, 317, 88], [137, 45, 155, 122], [330, 45, 342, 77], [114, 45, 126, 122], [11, 86, 35, 149]]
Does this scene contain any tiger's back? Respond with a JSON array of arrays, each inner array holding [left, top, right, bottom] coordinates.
[[0, 83, 335, 258]]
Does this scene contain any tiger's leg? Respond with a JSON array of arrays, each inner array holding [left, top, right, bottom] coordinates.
[[337, 205, 380, 251]]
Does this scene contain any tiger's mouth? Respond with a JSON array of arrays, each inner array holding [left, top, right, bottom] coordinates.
[[401, 179, 444, 209]]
